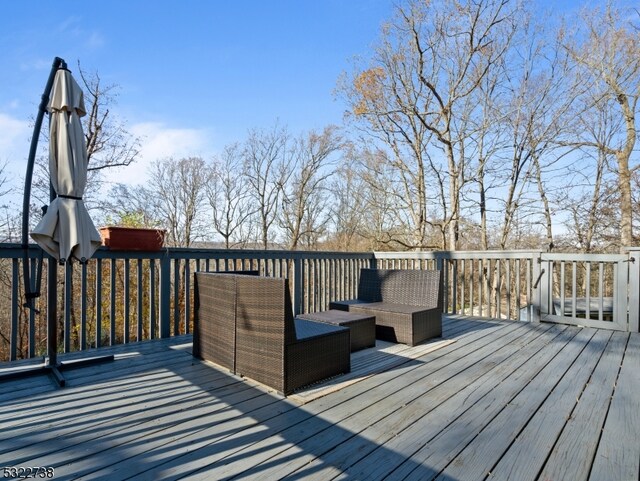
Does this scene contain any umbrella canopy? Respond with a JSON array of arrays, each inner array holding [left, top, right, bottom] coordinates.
[[30, 68, 101, 263]]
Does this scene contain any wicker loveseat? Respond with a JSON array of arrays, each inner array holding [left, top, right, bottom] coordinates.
[[194, 272, 351, 395], [330, 268, 443, 346]]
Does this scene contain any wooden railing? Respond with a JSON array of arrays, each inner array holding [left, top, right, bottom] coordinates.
[[1, 244, 638, 363], [374, 250, 540, 322], [376, 249, 639, 332], [0, 244, 374, 362]]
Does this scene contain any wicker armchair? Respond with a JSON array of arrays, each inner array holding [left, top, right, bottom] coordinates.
[[330, 268, 443, 346], [192, 270, 260, 371], [193, 273, 236, 371], [194, 272, 350, 395]]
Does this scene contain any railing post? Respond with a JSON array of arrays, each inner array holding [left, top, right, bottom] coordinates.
[[293, 256, 303, 316], [531, 252, 543, 322], [159, 254, 171, 338], [435, 253, 447, 314], [627, 247, 640, 332]]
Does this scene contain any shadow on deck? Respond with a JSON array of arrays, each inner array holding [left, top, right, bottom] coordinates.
[[0, 315, 637, 481]]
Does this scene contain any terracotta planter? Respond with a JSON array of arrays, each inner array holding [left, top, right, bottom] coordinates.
[[99, 226, 166, 251]]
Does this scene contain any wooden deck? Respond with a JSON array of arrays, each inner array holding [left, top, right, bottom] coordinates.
[[0, 316, 638, 480]]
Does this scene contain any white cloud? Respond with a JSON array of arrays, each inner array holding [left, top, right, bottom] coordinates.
[[0, 113, 30, 174], [101, 121, 214, 187], [18, 58, 53, 72], [87, 31, 105, 49], [0, 113, 29, 152]]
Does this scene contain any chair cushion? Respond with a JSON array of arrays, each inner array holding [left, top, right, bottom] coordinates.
[[294, 318, 349, 341], [350, 301, 431, 315], [330, 299, 372, 309]]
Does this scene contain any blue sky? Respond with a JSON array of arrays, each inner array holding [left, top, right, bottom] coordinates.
[[0, 0, 397, 187], [0, 0, 611, 193]]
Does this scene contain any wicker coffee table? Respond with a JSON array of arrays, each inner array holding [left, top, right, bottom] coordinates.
[[297, 310, 376, 352]]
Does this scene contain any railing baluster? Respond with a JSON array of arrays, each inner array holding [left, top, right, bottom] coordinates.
[[110, 258, 116, 346], [486, 259, 492, 318], [598, 262, 604, 322], [628, 249, 640, 332], [496, 259, 501, 319], [452, 260, 457, 314], [585, 262, 591, 321], [184, 259, 191, 334], [560, 261, 566, 317], [159, 255, 171, 339], [29, 260, 36, 358], [470, 259, 475, 318], [173, 258, 180, 336], [319, 258, 324, 311], [316, 259, 321, 312], [137, 259, 143, 341], [65, 261, 72, 353], [478, 258, 483, 318], [614, 260, 627, 328], [123, 259, 130, 344], [10, 259, 18, 361], [81, 261, 88, 350], [506, 259, 511, 319], [96, 259, 103, 348], [460, 259, 466, 316], [516, 258, 521, 320], [571, 261, 578, 319], [527, 258, 532, 321], [150, 259, 156, 339], [293, 256, 302, 316], [444, 259, 450, 313]]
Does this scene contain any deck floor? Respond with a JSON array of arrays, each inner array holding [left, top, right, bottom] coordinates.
[[0, 316, 638, 481]]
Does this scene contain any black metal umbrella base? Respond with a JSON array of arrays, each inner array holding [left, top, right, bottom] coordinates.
[[0, 354, 115, 387]]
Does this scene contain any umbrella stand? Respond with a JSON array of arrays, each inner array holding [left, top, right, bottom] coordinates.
[[2, 56, 114, 387]]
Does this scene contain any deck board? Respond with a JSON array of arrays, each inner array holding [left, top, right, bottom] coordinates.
[[337, 324, 577, 481], [483, 329, 611, 481], [433, 328, 609, 481], [278, 323, 565, 481], [99, 318, 511, 481], [538, 331, 627, 481], [0, 316, 637, 481], [589, 332, 640, 481], [185, 323, 541, 480]]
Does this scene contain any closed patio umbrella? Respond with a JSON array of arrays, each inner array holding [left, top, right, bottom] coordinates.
[[2, 58, 112, 387], [30, 67, 102, 262]]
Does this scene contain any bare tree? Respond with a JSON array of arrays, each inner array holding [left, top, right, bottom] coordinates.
[[561, 3, 640, 248], [207, 144, 254, 248], [328, 148, 369, 251], [341, 0, 521, 250], [279, 126, 342, 250], [0, 161, 15, 242], [147, 157, 208, 247], [77, 65, 140, 173], [491, 20, 576, 250], [102, 183, 162, 228], [243, 123, 292, 248], [562, 92, 623, 253]]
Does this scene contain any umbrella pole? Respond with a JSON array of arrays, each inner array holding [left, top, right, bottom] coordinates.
[[46, 249, 60, 372], [22, 57, 64, 309]]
